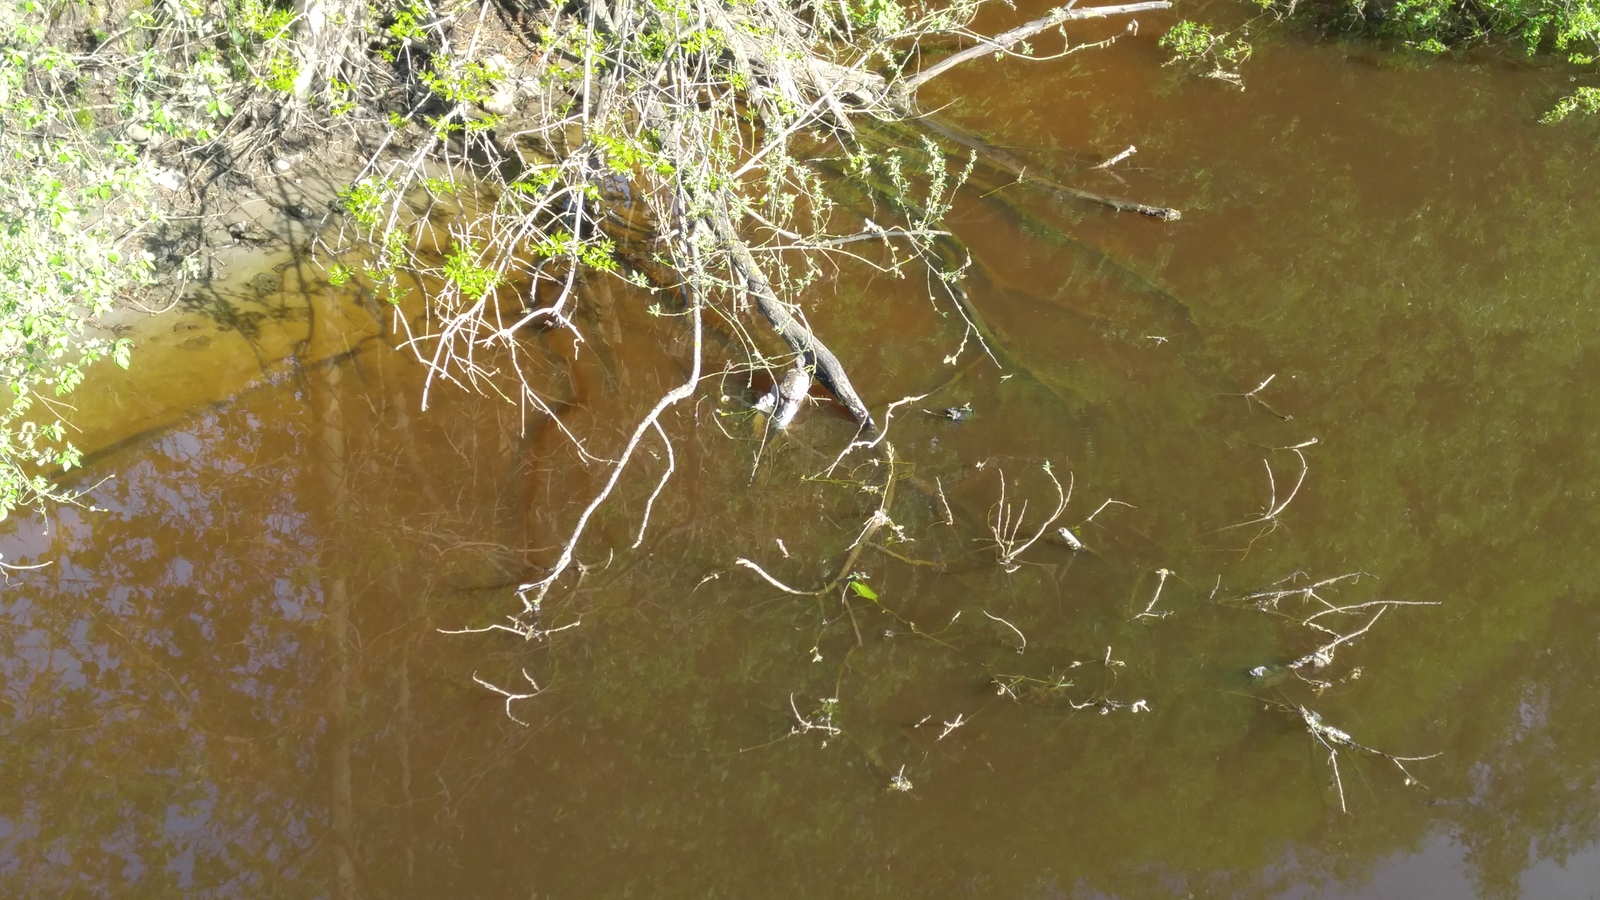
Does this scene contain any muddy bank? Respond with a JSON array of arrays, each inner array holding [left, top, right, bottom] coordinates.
[[74, 152, 383, 463]]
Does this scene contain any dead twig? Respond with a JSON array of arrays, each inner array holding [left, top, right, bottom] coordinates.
[[1214, 440, 1317, 552], [990, 461, 1072, 572], [899, 2, 1173, 94], [1133, 568, 1173, 620], [471, 669, 544, 726], [982, 610, 1027, 653]]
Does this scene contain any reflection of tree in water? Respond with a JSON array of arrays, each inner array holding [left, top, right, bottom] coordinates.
[[5, 295, 1599, 899], [1444, 592, 1600, 898], [0, 343, 537, 897], [2, 349, 1599, 898], [0, 342, 1463, 897], [308, 357, 358, 900], [8, 105, 1600, 893], [0, 409, 327, 897]]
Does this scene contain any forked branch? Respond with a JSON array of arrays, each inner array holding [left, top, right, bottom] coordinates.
[[991, 461, 1072, 572], [900, 2, 1173, 94]]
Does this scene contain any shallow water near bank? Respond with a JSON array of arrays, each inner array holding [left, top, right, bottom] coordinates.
[[6, 7, 1600, 898]]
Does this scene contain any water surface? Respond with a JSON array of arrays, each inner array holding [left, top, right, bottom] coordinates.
[[5, 8, 1600, 898]]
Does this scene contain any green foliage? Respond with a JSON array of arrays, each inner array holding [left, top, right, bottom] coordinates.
[[849, 579, 879, 601], [361, 229, 412, 301], [0, 0, 357, 516], [385, 0, 431, 44], [0, 2, 160, 518], [421, 177, 456, 196], [338, 177, 395, 228], [591, 133, 675, 176], [1240, 0, 1600, 116], [528, 230, 618, 273], [222, 0, 301, 93], [1159, 19, 1253, 85], [849, 0, 908, 33], [328, 78, 358, 116], [1541, 84, 1600, 120], [1339, 0, 1600, 56], [442, 242, 503, 299], [420, 58, 496, 105]]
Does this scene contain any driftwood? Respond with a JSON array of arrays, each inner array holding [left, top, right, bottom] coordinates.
[[705, 204, 877, 431], [687, 2, 1173, 425]]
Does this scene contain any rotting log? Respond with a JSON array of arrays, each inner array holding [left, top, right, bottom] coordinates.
[[704, 204, 877, 431]]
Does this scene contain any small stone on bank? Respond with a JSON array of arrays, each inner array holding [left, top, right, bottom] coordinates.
[[483, 89, 516, 116], [153, 169, 185, 191]]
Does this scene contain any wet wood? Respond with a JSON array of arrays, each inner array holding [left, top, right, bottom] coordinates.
[[705, 207, 878, 431], [898, 2, 1174, 94]]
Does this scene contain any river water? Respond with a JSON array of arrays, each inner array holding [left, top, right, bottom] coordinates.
[[5, 7, 1600, 898]]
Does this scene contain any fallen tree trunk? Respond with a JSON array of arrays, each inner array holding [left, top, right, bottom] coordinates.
[[704, 202, 877, 431]]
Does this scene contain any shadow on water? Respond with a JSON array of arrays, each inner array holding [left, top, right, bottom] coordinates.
[[9, 8, 1600, 898]]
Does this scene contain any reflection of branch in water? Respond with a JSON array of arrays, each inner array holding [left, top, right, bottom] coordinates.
[[307, 359, 359, 900]]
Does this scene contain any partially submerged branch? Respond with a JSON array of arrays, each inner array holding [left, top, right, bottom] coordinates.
[[900, 2, 1174, 94], [914, 112, 1182, 221], [990, 461, 1072, 572], [705, 206, 877, 430], [1293, 704, 1441, 814], [1235, 571, 1443, 810], [514, 292, 704, 613]]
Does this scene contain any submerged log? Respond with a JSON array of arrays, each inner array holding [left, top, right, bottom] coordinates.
[[704, 207, 878, 432]]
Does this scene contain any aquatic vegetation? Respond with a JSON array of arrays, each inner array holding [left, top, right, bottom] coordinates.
[[1165, 0, 1600, 118]]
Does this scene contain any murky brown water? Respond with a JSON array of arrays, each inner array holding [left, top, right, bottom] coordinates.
[[8, 7, 1600, 898]]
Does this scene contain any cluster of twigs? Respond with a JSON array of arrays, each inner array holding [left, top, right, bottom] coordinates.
[[1239, 571, 1440, 689], [989, 461, 1071, 573], [1232, 571, 1443, 813], [991, 644, 1151, 714], [1293, 704, 1440, 815], [321, 0, 1172, 646]]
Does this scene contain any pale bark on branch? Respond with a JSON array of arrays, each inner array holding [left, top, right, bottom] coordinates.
[[705, 206, 877, 431], [899, 2, 1172, 94]]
